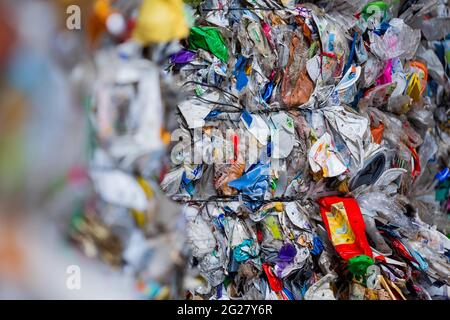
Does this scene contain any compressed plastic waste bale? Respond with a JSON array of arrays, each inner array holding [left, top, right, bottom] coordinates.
[[163, 0, 450, 301]]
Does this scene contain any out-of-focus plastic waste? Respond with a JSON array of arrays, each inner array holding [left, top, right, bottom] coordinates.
[[133, 0, 189, 44]]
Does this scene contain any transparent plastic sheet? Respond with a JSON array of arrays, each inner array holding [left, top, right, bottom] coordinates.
[[280, 29, 314, 107], [369, 18, 421, 61]]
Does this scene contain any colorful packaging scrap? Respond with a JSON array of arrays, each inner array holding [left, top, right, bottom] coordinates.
[[72, 0, 450, 300]]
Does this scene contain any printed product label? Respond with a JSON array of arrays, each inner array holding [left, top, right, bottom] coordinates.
[[325, 202, 356, 245]]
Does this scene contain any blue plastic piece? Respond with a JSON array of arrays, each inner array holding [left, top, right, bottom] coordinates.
[[435, 167, 450, 183], [233, 239, 256, 262], [205, 109, 222, 120], [373, 21, 390, 36], [228, 162, 270, 199], [233, 56, 249, 91], [241, 109, 253, 126], [262, 81, 274, 102], [343, 32, 358, 75], [310, 236, 324, 256]]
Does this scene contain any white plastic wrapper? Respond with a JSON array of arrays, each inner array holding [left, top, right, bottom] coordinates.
[[308, 132, 347, 177], [178, 98, 215, 129], [304, 273, 337, 300], [91, 170, 148, 211], [323, 105, 368, 165], [187, 217, 217, 258], [270, 112, 295, 159], [241, 112, 270, 145]]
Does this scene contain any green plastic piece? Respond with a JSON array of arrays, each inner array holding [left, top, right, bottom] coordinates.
[[70, 203, 84, 231], [188, 26, 229, 63], [270, 177, 278, 190], [194, 85, 205, 96], [435, 188, 449, 201], [348, 255, 374, 277], [362, 1, 388, 20], [445, 50, 450, 66], [223, 276, 233, 288]]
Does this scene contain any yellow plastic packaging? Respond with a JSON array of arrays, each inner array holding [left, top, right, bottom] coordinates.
[[133, 0, 189, 45], [406, 73, 422, 102]]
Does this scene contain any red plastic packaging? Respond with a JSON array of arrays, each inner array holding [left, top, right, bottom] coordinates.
[[318, 196, 373, 261], [262, 263, 283, 292]]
